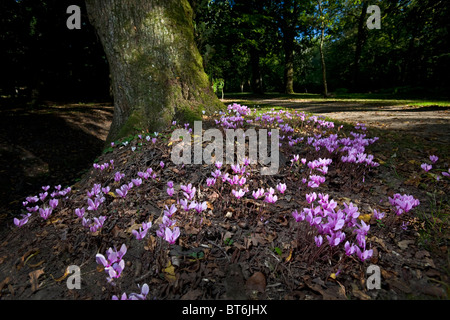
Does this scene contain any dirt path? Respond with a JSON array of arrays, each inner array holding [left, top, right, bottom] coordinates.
[[223, 98, 450, 143]]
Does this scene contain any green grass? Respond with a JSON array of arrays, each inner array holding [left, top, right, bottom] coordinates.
[[223, 92, 450, 108]]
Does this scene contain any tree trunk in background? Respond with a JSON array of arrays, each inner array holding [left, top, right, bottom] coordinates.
[[352, 1, 368, 92], [85, 0, 222, 142], [283, 33, 295, 94], [317, 0, 328, 97], [250, 47, 263, 94]]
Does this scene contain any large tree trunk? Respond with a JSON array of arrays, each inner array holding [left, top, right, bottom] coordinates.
[[283, 36, 295, 94], [317, 0, 328, 97], [85, 0, 222, 142], [351, 1, 368, 92], [250, 47, 263, 94]]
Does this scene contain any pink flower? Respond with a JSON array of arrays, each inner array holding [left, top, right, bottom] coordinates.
[[14, 213, 31, 227], [276, 183, 286, 194], [164, 227, 180, 245], [421, 163, 432, 172], [429, 155, 438, 163]]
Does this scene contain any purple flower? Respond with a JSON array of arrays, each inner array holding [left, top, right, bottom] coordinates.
[[42, 185, 50, 191], [421, 163, 432, 172], [264, 193, 278, 204], [74, 208, 85, 219], [160, 161, 165, 169], [26, 205, 39, 213], [252, 188, 264, 199], [39, 207, 52, 220], [292, 209, 305, 222], [355, 246, 373, 262], [114, 171, 125, 182], [132, 222, 152, 240], [115, 184, 129, 198], [14, 213, 31, 227], [315, 235, 323, 247], [206, 177, 216, 187], [276, 183, 287, 194], [429, 155, 438, 163], [132, 178, 142, 187], [179, 199, 189, 212], [167, 187, 174, 197], [373, 209, 385, 220], [26, 196, 39, 203], [87, 197, 101, 211], [39, 192, 48, 202], [306, 192, 317, 204], [49, 198, 59, 209], [344, 241, 356, 256], [164, 227, 180, 245], [164, 204, 177, 217], [167, 181, 174, 188], [102, 186, 110, 194]]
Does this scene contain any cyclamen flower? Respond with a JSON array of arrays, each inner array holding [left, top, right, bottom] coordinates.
[[232, 189, 246, 199], [132, 222, 152, 240], [215, 161, 222, 169], [344, 241, 357, 256], [421, 163, 432, 172], [206, 177, 216, 187], [87, 197, 101, 211], [74, 208, 85, 219], [14, 213, 31, 227], [26, 205, 39, 213], [277, 183, 287, 194], [167, 187, 174, 197], [160, 161, 165, 169], [39, 192, 48, 202], [429, 155, 438, 163], [49, 198, 59, 209], [264, 193, 278, 204], [355, 246, 373, 262], [132, 178, 142, 187], [96, 244, 127, 281], [164, 204, 177, 217], [373, 209, 385, 220], [39, 207, 52, 220], [163, 227, 180, 245], [116, 184, 130, 198], [26, 196, 39, 203], [179, 199, 189, 212], [252, 188, 265, 199], [42, 185, 50, 191], [102, 186, 110, 194], [306, 192, 317, 204], [315, 235, 323, 247], [292, 209, 305, 222], [114, 172, 125, 182]]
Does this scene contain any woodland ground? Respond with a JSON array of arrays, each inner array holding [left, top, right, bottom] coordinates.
[[0, 94, 448, 300]]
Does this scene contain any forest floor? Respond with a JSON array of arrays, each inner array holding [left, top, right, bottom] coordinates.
[[0, 96, 448, 301]]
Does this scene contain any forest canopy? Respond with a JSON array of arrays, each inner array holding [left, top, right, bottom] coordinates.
[[1, 0, 449, 102]]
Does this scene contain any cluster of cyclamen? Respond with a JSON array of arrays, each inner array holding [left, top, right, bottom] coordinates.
[[421, 154, 450, 181], [292, 192, 375, 262], [388, 193, 420, 216], [96, 244, 127, 284], [14, 185, 71, 227], [206, 159, 286, 204]]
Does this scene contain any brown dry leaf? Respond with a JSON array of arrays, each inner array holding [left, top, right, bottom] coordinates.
[[52, 266, 71, 282], [29, 269, 44, 293], [180, 289, 203, 300], [245, 272, 266, 293], [144, 235, 157, 252], [163, 261, 177, 283], [351, 283, 371, 300], [285, 248, 293, 263], [0, 277, 10, 297]]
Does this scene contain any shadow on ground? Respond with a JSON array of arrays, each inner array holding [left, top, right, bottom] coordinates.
[[0, 101, 113, 229]]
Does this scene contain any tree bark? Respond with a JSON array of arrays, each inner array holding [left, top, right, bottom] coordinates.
[[351, 1, 368, 92], [85, 0, 222, 142], [283, 32, 295, 94], [250, 47, 263, 94], [317, 0, 328, 97]]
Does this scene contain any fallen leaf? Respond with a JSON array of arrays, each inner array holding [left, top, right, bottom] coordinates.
[[285, 248, 293, 263], [29, 269, 44, 293], [181, 289, 203, 300], [163, 261, 176, 283], [245, 272, 266, 293]]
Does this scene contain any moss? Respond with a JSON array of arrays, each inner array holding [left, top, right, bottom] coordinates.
[[116, 109, 145, 139]]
